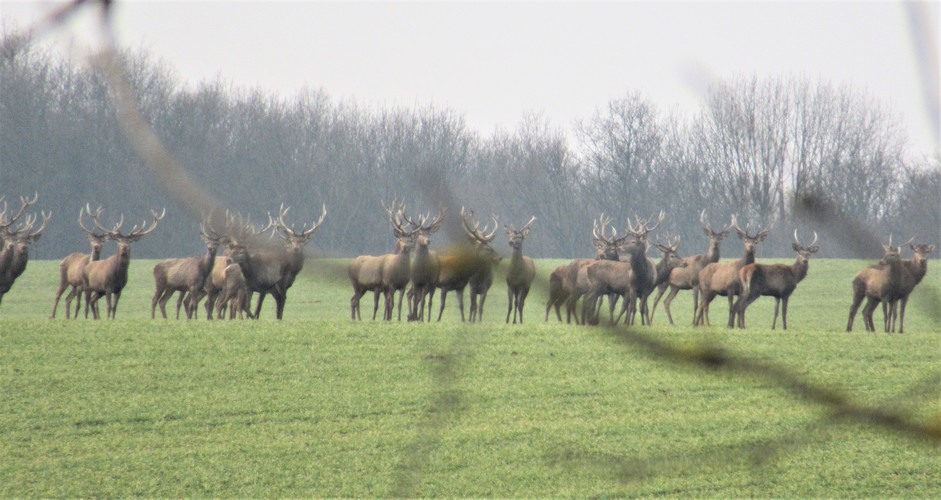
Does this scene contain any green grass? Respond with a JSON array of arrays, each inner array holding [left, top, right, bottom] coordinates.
[[1, 258, 939, 496]]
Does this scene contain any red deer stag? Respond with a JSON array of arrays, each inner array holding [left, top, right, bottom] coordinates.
[[349, 202, 412, 321], [261, 203, 327, 320], [732, 230, 819, 329], [583, 211, 664, 326], [882, 242, 935, 333], [645, 234, 687, 325], [694, 215, 771, 327], [432, 208, 499, 322], [83, 209, 164, 319], [0, 202, 50, 310], [563, 215, 628, 324], [651, 211, 732, 325], [505, 216, 537, 324], [846, 237, 910, 333], [406, 209, 445, 321], [151, 218, 224, 319], [464, 210, 500, 322], [51, 205, 107, 319], [381, 200, 416, 321]]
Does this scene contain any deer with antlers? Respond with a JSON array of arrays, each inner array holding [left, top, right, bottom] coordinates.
[[0, 194, 50, 310], [505, 216, 537, 324], [847, 237, 911, 333], [881, 242, 935, 333], [262, 203, 327, 320], [151, 217, 225, 319], [645, 235, 687, 325], [651, 211, 733, 325], [380, 200, 416, 321], [406, 208, 445, 321], [694, 215, 772, 327], [50, 205, 107, 319], [83, 208, 165, 319], [563, 215, 629, 324], [464, 210, 501, 323], [583, 211, 664, 326], [348, 202, 412, 321], [432, 208, 499, 322], [217, 261, 252, 320], [732, 230, 820, 330]]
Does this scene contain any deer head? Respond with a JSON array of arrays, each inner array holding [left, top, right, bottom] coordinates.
[[504, 216, 536, 251], [461, 207, 501, 262], [625, 210, 666, 245], [404, 207, 446, 248], [93, 208, 165, 258], [731, 214, 773, 256], [792, 229, 820, 265], [271, 203, 328, 254], [593, 213, 629, 260], [79, 205, 108, 258], [384, 199, 416, 252]]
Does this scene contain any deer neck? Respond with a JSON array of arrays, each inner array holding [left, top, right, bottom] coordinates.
[[740, 246, 757, 268], [793, 256, 809, 283], [510, 245, 524, 266], [705, 239, 721, 263], [906, 256, 928, 284]]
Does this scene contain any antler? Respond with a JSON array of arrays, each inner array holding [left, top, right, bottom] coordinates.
[[461, 207, 498, 243], [79, 204, 106, 237], [626, 210, 666, 239], [126, 208, 165, 240], [0, 192, 38, 229]]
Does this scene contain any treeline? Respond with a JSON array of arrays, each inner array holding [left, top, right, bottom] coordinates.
[[1, 42, 937, 260]]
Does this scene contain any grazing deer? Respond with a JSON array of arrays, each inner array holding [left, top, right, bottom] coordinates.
[[882, 242, 935, 333], [847, 237, 911, 332], [83, 209, 165, 319], [381, 200, 416, 321], [406, 209, 445, 321], [694, 215, 771, 327], [732, 230, 819, 329], [505, 216, 537, 324], [651, 211, 732, 325], [564, 215, 628, 324], [151, 218, 224, 319], [51, 206, 107, 319]]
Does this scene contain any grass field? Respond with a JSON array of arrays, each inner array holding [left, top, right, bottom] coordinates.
[[2, 258, 939, 497]]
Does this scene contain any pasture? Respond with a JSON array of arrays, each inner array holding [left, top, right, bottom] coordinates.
[[2, 258, 939, 497]]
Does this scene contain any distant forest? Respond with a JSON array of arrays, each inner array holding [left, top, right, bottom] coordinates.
[[1, 40, 938, 260]]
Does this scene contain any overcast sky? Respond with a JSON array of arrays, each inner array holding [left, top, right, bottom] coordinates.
[[2, 1, 938, 154]]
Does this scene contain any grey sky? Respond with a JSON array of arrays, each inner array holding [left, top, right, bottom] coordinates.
[[2, 1, 937, 154]]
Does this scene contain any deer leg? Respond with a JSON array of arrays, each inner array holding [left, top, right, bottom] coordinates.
[[63, 287, 76, 319], [51, 282, 69, 319], [151, 287, 163, 319], [770, 298, 781, 330], [861, 298, 878, 332], [176, 291, 188, 319], [517, 288, 529, 324], [371, 289, 381, 320], [898, 297, 908, 334], [650, 283, 668, 322], [479, 289, 490, 323], [661, 286, 680, 326], [846, 289, 864, 332], [455, 289, 466, 323], [780, 297, 789, 330]]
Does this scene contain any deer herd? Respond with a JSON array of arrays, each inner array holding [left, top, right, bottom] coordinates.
[[0, 192, 934, 332]]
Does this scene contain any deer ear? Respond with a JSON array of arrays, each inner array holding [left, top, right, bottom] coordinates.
[[521, 227, 530, 238], [928, 245, 936, 253], [808, 245, 820, 253], [792, 243, 800, 252]]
